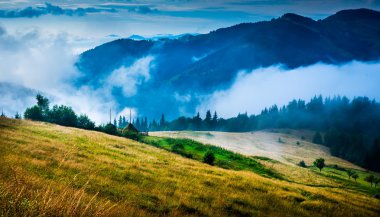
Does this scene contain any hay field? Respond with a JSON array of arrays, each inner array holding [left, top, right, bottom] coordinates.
[[150, 130, 361, 169], [1, 118, 379, 217]]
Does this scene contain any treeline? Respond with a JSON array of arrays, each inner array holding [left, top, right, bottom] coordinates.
[[21, 94, 380, 172], [24, 94, 117, 134], [154, 96, 380, 172], [113, 116, 149, 132]]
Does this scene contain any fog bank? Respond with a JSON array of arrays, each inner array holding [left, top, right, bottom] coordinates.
[[198, 61, 380, 118]]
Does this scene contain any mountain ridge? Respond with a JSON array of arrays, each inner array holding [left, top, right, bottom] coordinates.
[[76, 8, 380, 118]]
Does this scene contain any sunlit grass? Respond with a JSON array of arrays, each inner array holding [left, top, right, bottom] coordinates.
[[140, 136, 282, 179], [1, 117, 379, 216]]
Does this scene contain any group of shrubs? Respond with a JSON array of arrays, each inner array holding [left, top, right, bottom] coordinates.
[[24, 94, 96, 130], [298, 158, 380, 187], [22, 94, 143, 138], [298, 158, 325, 171]]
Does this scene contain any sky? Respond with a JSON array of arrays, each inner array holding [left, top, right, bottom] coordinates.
[[1, 0, 380, 123], [1, 0, 380, 53]]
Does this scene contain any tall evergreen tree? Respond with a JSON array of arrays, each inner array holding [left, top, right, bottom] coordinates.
[[143, 117, 148, 132], [192, 112, 202, 130], [204, 110, 212, 130], [118, 116, 123, 128], [150, 120, 158, 131], [14, 112, 21, 119], [212, 111, 218, 130], [122, 116, 127, 127], [160, 114, 166, 130], [136, 118, 141, 131]]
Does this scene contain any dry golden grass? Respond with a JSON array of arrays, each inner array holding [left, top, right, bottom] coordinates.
[[1, 117, 379, 217]]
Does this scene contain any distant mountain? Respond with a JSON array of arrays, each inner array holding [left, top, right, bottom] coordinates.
[[76, 8, 380, 119], [128, 34, 146, 40], [128, 33, 199, 41]]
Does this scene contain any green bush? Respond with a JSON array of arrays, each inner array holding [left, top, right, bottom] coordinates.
[[102, 123, 118, 136], [203, 151, 215, 165], [77, 114, 95, 130], [24, 105, 43, 121], [298, 160, 307, 168]]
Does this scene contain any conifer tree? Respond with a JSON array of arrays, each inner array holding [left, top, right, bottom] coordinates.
[[205, 110, 212, 130], [160, 114, 166, 130], [118, 116, 123, 128]]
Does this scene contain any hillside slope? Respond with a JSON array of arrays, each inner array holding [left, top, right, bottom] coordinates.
[[1, 118, 379, 216], [150, 130, 361, 168], [151, 130, 380, 187]]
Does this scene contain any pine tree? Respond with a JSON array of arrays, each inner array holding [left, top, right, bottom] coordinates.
[[136, 118, 141, 131], [205, 110, 212, 130], [151, 120, 158, 131], [118, 116, 123, 128], [122, 116, 127, 127], [160, 114, 166, 130], [143, 117, 148, 132], [15, 112, 21, 119], [192, 112, 202, 130], [212, 111, 218, 130]]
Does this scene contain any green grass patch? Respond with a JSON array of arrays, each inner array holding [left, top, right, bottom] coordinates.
[[252, 156, 280, 163], [140, 136, 282, 179], [309, 166, 380, 195]]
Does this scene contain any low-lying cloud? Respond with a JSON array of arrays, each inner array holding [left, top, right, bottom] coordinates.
[[198, 61, 380, 118], [0, 25, 116, 123], [107, 56, 154, 97], [2, 22, 380, 123]]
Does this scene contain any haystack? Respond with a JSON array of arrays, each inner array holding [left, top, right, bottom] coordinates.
[[122, 123, 139, 134]]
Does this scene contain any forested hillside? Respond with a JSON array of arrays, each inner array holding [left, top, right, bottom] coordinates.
[[148, 96, 380, 172]]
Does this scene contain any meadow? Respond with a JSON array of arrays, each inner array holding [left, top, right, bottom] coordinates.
[[1, 117, 379, 216], [150, 130, 362, 168]]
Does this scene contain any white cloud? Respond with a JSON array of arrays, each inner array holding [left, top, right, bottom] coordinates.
[[0, 82, 36, 117], [107, 55, 154, 97], [0, 25, 116, 124], [198, 61, 380, 118], [116, 107, 138, 122]]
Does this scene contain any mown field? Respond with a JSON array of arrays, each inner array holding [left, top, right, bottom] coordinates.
[[1, 117, 379, 217], [150, 130, 361, 168], [152, 131, 380, 193]]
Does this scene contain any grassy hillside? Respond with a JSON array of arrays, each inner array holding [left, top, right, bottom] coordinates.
[[1, 117, 379, 217], [150, 130, 361, 168], [152, 131, 380, 194]]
